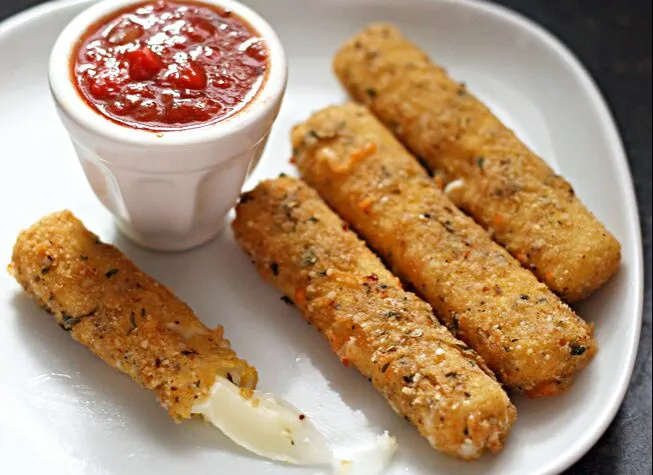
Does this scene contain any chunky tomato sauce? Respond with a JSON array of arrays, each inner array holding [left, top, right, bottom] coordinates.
[[73, 0, 269, 131]]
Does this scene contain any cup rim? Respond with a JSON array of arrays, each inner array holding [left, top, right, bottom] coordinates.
[[48, 0, 287, 148]]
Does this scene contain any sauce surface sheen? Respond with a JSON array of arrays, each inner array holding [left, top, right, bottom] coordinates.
[[73, 0, 269, 131]]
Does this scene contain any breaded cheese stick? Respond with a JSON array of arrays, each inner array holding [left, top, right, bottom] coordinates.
[[292, 104, 597, 398], [333, 23, 621, 303], [9, 211, 257, 421], [232, 177, 516, 460]]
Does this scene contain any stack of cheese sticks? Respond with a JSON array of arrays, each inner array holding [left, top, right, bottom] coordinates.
[[232, 23, 619, 460]]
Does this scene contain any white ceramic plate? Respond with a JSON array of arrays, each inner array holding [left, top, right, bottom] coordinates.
[[0, 1, 644, 474]]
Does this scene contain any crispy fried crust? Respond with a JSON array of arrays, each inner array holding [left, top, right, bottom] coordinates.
[[9, 211, 257, 421], [232, 177, 516, 460], [333, 23, 621, 302], [292, 103, 597, 397]]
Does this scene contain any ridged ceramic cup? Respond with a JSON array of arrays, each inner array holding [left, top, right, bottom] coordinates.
[[48, 0, 287, 251]]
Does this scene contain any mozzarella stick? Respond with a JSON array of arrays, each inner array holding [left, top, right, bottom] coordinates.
[[9, 211, 257, 421], [232, 176, 516, 460], [292, 103, 597, 398], [333, 23, 621, 303]]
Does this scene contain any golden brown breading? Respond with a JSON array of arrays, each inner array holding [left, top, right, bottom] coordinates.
[[9, 211, 257, 421], [333, 23, 621, 303], [232, 176, 516, 460], [292, 103, 597, 398]]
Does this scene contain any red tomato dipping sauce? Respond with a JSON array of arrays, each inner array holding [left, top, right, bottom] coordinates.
[[72, 0, 269, 131]]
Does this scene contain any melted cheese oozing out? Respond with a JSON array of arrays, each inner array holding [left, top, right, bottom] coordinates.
[[444, 178, 466, 197], [192, 376, 332, 465], [333, 432, 397, 475], [193, 376, 398, 473]]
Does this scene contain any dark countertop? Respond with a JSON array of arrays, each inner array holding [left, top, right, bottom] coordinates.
[[1, 0, 651, 474]]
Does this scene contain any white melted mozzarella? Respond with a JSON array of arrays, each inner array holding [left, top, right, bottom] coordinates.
[[192, 376, 332, 465], [192, 376, 397, 474], [333, 432, 397, 475], [444, 178, 466, 196]]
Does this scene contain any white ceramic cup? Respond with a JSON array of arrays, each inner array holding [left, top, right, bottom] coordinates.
[[49, 0, 287, 251]]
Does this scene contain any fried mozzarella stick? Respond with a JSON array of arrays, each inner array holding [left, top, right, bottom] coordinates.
[[9, 211, 334, 465], [233, 177, 516, 460], [9, 211, 257, 419], [292, 104, 597, 397], [333, 23, 621, 303]]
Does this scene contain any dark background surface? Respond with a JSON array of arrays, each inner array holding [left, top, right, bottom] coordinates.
[[1, 0, 651, 473]]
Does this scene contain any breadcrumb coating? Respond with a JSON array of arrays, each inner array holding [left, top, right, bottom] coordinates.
[[292, 103, 597, 397], [334, 23, 621, 302], [9, 211, 257, 421], [233, 176, 516, 460]]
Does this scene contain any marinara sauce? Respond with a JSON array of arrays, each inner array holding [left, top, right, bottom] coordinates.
[[73, 0, 269, 131]]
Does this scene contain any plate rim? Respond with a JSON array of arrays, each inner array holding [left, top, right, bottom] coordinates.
[[0, 0, 645, 474], [428, 2, 645, 473]]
